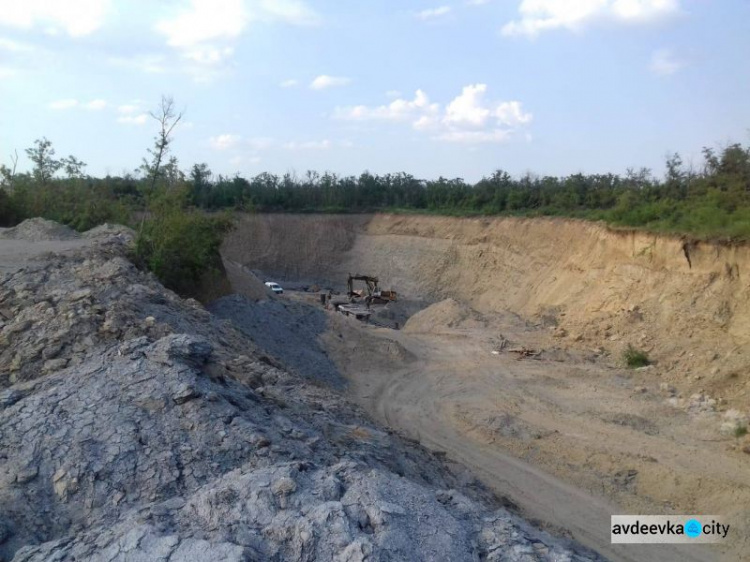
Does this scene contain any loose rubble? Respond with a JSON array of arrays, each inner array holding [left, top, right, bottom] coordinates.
[[0, 227, 601, 561]]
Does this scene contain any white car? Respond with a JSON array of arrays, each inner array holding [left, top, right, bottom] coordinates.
[[265, 282, 284, 294]]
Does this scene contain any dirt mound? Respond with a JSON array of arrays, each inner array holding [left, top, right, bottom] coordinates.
[[404, 298, 486, 334], [0, 218, 80, 242], [82, 223, 135, 242]]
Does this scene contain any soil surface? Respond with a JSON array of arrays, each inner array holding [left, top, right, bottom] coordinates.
[[316, 301, 743, 562]]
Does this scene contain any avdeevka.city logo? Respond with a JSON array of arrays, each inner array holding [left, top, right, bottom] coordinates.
[[611, 515, 730, 544], [684, 519, 702, 538]]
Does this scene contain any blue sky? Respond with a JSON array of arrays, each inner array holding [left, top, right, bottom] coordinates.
[[1, 0, 749, 182]]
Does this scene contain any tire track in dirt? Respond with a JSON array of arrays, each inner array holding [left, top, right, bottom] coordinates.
[[334, 327, 720, 562]]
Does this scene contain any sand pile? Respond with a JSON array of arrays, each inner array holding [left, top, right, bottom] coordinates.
[[404, 298, 487, 334]]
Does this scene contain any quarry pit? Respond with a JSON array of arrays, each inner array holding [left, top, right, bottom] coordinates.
[[221, 213, 750, 562]]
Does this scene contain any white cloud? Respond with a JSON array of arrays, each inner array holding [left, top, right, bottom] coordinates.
[[466, 0, 490, 5], [0, 0, 111, 37], [49, 99, 79, 110], [156, 0, 319, 67], [85, 99, 107, 110], [157, 0, 246, 48], [444, 84, 492, 127], [310, 75, 351, 90], [495, 100, 533, 126], [209, 134, 242, 150], [334, 90, 440, 123], [441, 86, 532, 143], [280, 78, 299, 88], [335, 85, 532, 145], [650, 48, 685, 76], [117, 114, 149, 125], [502, 0, 680, 38], [416, 6, 452, 20]]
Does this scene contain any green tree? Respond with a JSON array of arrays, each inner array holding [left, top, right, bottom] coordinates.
[[61, 155, 87, 179], [25, 137, 62, 185]]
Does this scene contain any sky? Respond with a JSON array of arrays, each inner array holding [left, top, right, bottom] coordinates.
[[1, 0, 749, 182]]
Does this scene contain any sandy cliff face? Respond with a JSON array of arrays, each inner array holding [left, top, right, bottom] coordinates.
[[224, 213, 750, 409]]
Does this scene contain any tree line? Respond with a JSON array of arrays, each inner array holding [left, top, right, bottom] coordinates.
[[1, 103, 749, 240]]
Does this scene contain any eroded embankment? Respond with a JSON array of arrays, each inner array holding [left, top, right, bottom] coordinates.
[[224, 213, 750, 412]]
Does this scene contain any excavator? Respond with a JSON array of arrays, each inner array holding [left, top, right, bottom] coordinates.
[[347, 274, 397, 305]]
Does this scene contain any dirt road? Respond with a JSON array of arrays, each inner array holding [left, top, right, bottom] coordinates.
[[322, 306, 747, 562]]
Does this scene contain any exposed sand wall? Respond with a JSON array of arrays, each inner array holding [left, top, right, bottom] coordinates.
[[223, 213, 750, 402]]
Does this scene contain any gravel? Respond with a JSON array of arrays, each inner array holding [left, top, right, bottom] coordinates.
[[209, 294, 346, 390]]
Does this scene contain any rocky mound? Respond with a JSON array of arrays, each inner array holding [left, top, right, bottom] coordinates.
[[209, 294, 345, 390], [0, 219, 80, 242], [0, 232, 600, 561], [82, 223, 136, 242]]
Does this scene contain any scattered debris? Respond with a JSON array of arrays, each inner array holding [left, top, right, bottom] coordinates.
[[507, 347, 542, 359]]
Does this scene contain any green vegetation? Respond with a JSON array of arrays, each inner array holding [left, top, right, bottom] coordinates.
[[1, 96, 750, 296], [623, 345, 651, 368], [7, 139, 749, 241], [0, 97, 234, 298], [734, 424, 748, 439], [133, 189, 233, 297], [174, 145, 750, 240]]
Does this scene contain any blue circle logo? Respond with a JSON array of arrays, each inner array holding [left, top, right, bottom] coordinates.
[[685, 519, 702, 538]]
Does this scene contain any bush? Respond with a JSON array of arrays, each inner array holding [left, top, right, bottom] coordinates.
[[0, 188, 20, 226], [134, 206, 233, 298], [623, 345, 650, 368], [7, 179, 132, 232]]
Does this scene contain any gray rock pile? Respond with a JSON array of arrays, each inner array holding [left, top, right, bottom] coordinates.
[[0, 218, 81, 242], [0, 230, 602, 561]]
